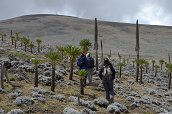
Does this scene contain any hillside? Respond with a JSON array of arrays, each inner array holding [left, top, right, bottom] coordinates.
[[0, 14, 172, 114], [1, 14, 172, 59]]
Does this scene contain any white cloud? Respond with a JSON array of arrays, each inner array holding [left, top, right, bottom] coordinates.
[[123, 4, 172, 26]]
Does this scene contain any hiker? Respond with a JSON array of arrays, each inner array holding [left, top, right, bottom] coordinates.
[[99, 57, 116, 102], [77, 52, 88, 85], [86, 53, 95, 84]]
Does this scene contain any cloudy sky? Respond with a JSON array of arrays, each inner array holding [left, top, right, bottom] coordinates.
[[0, 0, 172, 26]]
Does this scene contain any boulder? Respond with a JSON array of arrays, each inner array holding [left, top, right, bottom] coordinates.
[[93, 97, 109, 108], [0, 88, 5, 94], [15, 96, 34, 105], [0, 108, 4, 114], [63, 107, 80, 114], [32, 87, 52, 95], [81, 108, 95, 114], [53, 94, 66, 101], [81, 100, 96, 111], [38, 75, 51, 86], [7, 109, 24, 114], [107, 102, 129, 113], [10, 89, 22, 99]]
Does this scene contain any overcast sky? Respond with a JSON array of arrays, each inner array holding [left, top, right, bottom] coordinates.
[[0, 0, 172, 26]]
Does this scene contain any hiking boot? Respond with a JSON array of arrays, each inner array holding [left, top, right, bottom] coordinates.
[[110, 96, 114, 103]]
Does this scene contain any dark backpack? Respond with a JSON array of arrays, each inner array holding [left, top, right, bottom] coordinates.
[[103, 66, 112, 80], [77, 56, 84, 67], [88, 57, 94, 68]]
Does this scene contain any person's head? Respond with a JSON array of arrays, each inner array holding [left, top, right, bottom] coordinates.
[[104, 57, 110, 66], [81, 51, 86, 56]]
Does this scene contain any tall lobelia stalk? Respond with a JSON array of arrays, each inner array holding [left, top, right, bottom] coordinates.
[[135, 19, 140, 82], [10, 30, 14, 45], [168, 53, 171, 64], [100, 39, 103, 61], [94, 18, 98, 71]]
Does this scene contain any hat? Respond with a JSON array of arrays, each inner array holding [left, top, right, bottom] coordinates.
[[86, 53, 90, 57], [104, 57, 110, 65]]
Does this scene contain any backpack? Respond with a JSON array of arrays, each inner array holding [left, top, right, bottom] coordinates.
[[103, 66, 112, 80], [77, 56, 84, 67], [87, 57, 94, 68]]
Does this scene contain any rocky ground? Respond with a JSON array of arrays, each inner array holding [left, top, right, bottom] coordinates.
[[0, 39, 172, 114]]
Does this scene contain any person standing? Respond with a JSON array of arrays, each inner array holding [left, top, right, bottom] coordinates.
[[77, 52, 88, 86], [99, 57, 116, 103], [86, 53, 95, 85]]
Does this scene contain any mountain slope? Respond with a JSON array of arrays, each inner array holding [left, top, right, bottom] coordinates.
[[1, 14, 172, 59]]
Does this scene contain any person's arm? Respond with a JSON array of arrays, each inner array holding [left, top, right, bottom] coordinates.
[[110, 64, 116, 79], [99, 67, 104, 80]]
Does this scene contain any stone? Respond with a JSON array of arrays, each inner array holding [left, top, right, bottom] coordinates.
[[146, 88, 156, 95], [81, 108, 95, 114], [68, 96, 96, 110], [10, 89, 22, 99], [107, 102, 129, 113], [38, 75, 51, 86], [63, 107, 80, 114], [68, 96, 78, 104], [0, 109, 4, 114], [7, 109, 24, 114], [107, 105, 120, 113], [93, 97, 109, 108], [53, 94, 66, 101], [19, 65, 34, 73], [0, 88, 5, 94], [15, 96, 34, 105], [81, 100, 96, 111], [32, 87, 52, 95], [96, 83, 104, 91]]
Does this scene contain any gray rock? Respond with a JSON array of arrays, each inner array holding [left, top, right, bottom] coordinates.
[[159, 112, 172, 114], [93, 98, 109, 108], [107, 105, 120, 113], [19, 65, 34, 73], [130, 102, 140, 109], [107, 102, 129, 113], [146, 88, 156, 95], [96, 83, 104, 91], [81, 108, 95, 114], [14, 96, 34, 105], [7, 109, 24, 114], [10, 89, 22, 99], [14, 71, 28, 81], [0, 109, 4, 114], [53, 94, 66, 101], [166, 98, 172, 103], [68, 96, 78, 104], [164, 91, 172, 97], [31, 92, 46, 102], [81, 100, 96, 111], [0, 88, 5, 93], [38, 75, 51, 86], [126, 96, 135, 102], [43, 70, 51, 76], [32, 87, 52, 95], [63, 107, 80, 114], [127, 91, 140, 97], [68, 96, 96, 110], [140, 95, 152, 104], [32, 92, 44, 98]]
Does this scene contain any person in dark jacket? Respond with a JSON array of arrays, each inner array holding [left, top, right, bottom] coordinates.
[[77, 52, 88, 86], [99, 57, 116, 102], [77, 52, 88, 70]]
